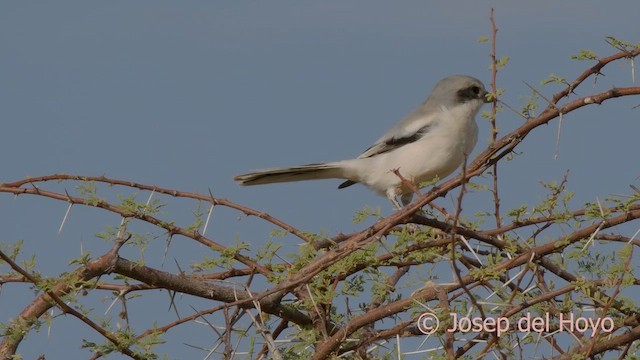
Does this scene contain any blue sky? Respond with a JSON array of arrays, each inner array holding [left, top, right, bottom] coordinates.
[[1, 2, 639, 359]]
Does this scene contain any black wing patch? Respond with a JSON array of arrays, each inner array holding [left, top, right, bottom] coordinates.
[[364, 123, 433, 158], [385, 126, 427, 147]]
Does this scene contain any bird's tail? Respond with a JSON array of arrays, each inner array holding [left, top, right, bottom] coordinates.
[[234, 162, 346, 186]]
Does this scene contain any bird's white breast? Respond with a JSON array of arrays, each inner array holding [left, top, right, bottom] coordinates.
[[346, 100, 481, 196]]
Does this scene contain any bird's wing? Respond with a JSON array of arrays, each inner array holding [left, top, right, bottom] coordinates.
[[337, 106, 441, 190], [356, 110, 440, 159]]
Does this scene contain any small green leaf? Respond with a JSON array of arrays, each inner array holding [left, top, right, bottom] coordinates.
[[540, 73, 568, 86], [496, 55, 510, 69], [571, 49, 598, 61]]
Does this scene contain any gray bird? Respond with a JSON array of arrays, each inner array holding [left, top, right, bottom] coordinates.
[[234, 75, 490, 209]]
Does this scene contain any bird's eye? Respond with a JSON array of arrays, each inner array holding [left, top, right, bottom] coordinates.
[[471, 86, 480, 95]]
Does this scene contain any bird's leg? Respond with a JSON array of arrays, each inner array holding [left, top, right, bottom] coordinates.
[[388, 195, 403, 210], [385, 187, 403, 210], [386, 188, 422, 233], [388, 169, 420, 211], [400, 193, 423, 232], [392, 168, 422, 199], [389, 170, 425, 232], [400, 193, 413, 207]]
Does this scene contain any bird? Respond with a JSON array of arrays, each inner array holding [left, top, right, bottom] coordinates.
[[234, 75, 490, 209]]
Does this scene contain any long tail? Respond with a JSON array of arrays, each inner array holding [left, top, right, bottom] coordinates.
[[234, 162, 347, 186]]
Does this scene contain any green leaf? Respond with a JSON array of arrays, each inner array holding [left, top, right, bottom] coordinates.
[[571, 49, 598, 60], [496, 55, 510, 69], [540, 73, 568, 86], [605, 36, 637, 52]]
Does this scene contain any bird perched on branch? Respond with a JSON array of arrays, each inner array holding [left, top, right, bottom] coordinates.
[[234, 75, 490, 209]]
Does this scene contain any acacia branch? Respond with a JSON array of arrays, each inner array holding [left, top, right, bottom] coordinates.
[[0, 241, 142, 359]]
